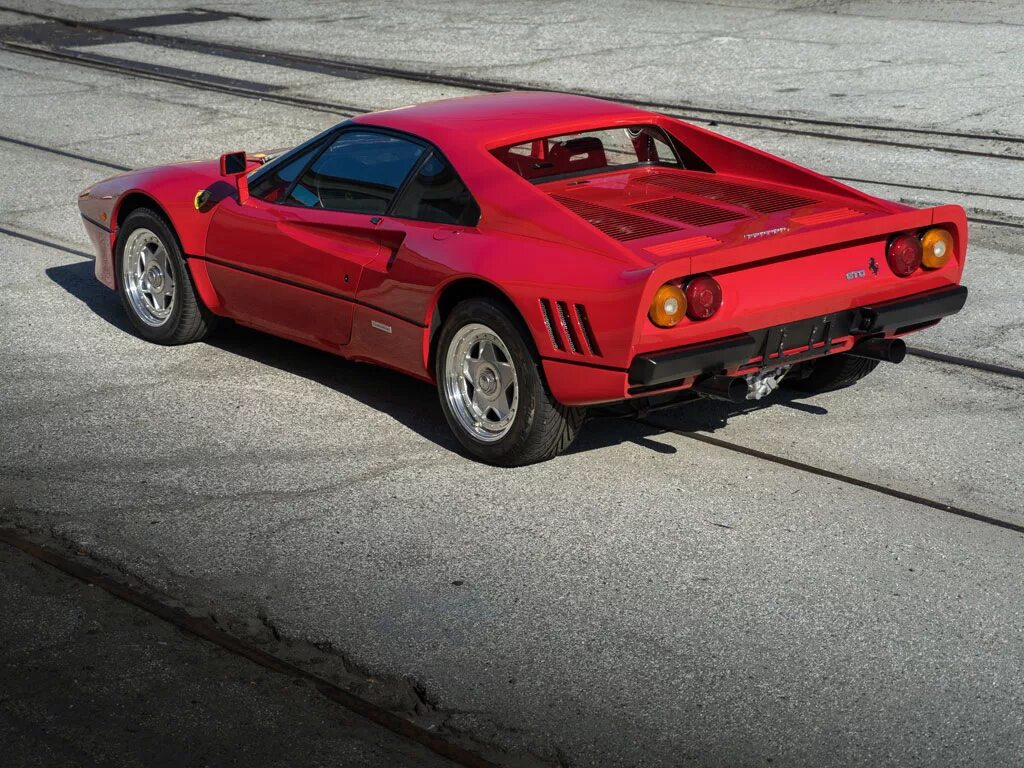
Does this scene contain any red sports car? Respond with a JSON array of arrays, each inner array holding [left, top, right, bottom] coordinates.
[[78, 92, 967, 465]]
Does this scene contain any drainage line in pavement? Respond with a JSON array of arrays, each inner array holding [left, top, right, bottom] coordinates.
[[642, 425, 1024, 535], [3, 221, 1024, 388], [0, 225, 95, 259], [906, 348, 1024, 380], [5, 38, 1024, 235], [3, 3, 1024, 158], [0, 528, 504, 768], [0, 133, 130, 171]]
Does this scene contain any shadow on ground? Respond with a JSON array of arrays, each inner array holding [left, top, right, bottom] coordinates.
[[47, 258, 831, 461]]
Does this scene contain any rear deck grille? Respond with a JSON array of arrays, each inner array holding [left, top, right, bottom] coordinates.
[[631, 197, 748, 227], [550, 194, 679, 241], [642, 172, 818, 213]]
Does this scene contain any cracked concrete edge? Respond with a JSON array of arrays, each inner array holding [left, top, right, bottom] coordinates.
[[0, 511, 560, 768]]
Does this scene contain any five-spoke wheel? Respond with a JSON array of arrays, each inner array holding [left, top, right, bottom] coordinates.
[[436, 298, 583, 466], [121, 227, 176, 327], [115, 207, 214, 345], [443, 323, 519, 442]]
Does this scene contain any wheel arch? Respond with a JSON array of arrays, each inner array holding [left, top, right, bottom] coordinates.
[[115, 191, 173, 233], [426, 277, 541, 376], [112, 192, 222, 314]]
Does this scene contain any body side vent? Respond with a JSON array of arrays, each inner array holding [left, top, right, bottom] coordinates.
[[539, 298, 601, 357], [539, 298, 563, 351]]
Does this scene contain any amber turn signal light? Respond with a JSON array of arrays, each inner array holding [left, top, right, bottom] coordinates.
[[921, 228, 953, 269], [649, 283, 687, 328]]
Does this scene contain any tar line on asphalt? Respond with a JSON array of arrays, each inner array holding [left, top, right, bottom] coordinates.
[[0, 528, 506, 768], [642, 423, 1024, 535], [4, 36, 1024, 235], [4, 220, 1024, 387], [4, 3, 1024, 160]]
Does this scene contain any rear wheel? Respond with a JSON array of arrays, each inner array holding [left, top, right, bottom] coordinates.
[[786, 352, 880, 394], [436, 299, 584, 466], [115, 208, 214, 344]]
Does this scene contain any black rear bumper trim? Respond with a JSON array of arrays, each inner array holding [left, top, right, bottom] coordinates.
[[629, 285, 968, 387]]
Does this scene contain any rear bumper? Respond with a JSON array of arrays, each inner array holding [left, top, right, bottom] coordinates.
[[628, 285, 968, 388]]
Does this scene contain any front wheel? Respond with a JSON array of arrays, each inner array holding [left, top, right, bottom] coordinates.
[[436, 299, 584, 466], [115, 207, 214, 345]]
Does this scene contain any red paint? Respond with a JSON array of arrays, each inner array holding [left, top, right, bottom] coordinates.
[[78, 92, 968, 406]]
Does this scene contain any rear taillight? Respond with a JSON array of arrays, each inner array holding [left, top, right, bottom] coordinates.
[[887, 233, 922, 277], [648, 283, 686, 328], [684, 275, 723, 320], [921, 228, 954, 269]]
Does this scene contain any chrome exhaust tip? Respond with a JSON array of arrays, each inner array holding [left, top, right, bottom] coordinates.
[[848, 338, 907, 364], [692, 375, 747, 403]]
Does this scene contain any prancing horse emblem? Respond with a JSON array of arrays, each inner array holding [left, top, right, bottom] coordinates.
[[868, 257, 880, 275]]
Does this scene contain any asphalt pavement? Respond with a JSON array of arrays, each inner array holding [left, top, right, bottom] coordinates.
[[1, 2, 1022, 767]]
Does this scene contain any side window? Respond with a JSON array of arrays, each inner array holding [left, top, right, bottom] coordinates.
[[390, 153, 480, 226], [288, 131, 424, 214], [249, 139, 326, 202]]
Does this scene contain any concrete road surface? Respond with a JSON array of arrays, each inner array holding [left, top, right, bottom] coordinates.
[[1, 2, 1022, 766]]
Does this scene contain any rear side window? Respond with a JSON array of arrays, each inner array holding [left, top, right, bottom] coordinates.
[[493, 124, 683, 182], [390, 152, 480, 226], [289, 131, 425, 214]]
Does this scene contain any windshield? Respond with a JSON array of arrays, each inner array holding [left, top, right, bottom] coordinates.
[[492, 125, 682, 182]]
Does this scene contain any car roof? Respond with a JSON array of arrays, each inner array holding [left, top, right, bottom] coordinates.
[[351, 91, 655, 148]]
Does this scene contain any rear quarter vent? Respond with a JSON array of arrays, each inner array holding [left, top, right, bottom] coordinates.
[[540, 298, 601, 356]]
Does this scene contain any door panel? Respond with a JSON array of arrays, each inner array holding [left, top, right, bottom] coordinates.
[[205, 197, 381, 347]]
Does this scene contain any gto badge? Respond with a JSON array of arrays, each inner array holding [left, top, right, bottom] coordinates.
[[846, 269, 866, 280]]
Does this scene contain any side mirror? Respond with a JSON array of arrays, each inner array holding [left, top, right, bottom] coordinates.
[[220, 151, 247, 176], [219, 151, 250, 204]]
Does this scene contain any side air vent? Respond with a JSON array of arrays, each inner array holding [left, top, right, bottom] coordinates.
[[631, 197, 748, 227], [643, 172, 817, 213], [539, 298, 562, 351], [551, 194, 679, 241], [539, 298, 601, 356]]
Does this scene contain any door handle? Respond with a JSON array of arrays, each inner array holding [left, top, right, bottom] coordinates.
[[370, 216, 382, 224]]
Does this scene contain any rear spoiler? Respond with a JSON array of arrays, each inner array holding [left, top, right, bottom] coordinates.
[[631, 203, 967, 346]]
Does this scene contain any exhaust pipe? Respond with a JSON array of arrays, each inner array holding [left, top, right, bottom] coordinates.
[[848, 337, 906, 364], [692, 375, 747, 403]]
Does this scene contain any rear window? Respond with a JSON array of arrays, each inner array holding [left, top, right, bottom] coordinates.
[[493, 125, 682, 182]]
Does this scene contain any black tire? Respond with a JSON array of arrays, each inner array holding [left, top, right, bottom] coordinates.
[[115, 208, 215, 345], [786, 353, 880, 394], [435, 299, 584, 466]]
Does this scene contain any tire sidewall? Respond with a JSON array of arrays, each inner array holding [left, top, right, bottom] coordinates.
[[115, 209, 187, 343], [435, 300, 544, 464]]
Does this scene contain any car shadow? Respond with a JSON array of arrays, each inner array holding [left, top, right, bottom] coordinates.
[[48, 259, 829, 462]]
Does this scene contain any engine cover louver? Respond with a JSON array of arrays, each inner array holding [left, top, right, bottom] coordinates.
[[790, 207, 865, 226], [630, 197, 748, 227], [550, 194, 680, 241], [642, 172, 818, 213], [540, 298, 600, 356]]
